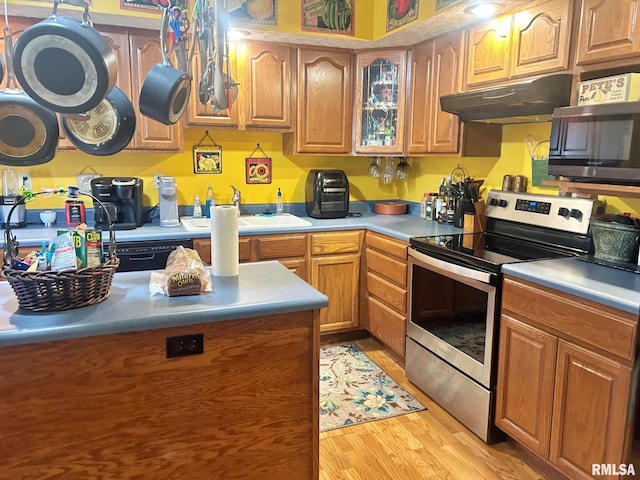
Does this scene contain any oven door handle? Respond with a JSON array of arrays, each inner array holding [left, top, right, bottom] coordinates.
[[409, 248, 495, 284]]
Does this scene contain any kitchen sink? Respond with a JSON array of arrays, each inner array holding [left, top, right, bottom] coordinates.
[[180, 213, 312, 232], [238, 213, 312, 229]]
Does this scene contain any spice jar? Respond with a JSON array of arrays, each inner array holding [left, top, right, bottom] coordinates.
[[502, 175, 514, 191], [514, 175, 528, 192]]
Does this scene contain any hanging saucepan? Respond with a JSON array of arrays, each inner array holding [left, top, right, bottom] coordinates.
[[61, 86, 136, 156], [12, 0, 116, 114], [139, 8, 191, 126], [0, 25, 59, 167]]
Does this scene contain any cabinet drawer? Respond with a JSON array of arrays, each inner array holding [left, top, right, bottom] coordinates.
[[256, 234, 306, 260], [193, 238, 252, 264], [367, 272, 406, 314], [280, 259, 307, 282], [502, 277, 637, 362], [239, 238, 252, 262], [310, 231, 363, 255], [366, 248, 407, 287], [368, 296, 406, 359], [366, 231, 408, 260]]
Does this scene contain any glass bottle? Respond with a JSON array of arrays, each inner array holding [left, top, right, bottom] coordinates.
[[205, 185, 214, 218], [193, 194, 202, 218]]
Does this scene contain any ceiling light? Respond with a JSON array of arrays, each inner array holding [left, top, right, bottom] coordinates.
[[465, 2, 500, 19], [228, 29, 250, 41]]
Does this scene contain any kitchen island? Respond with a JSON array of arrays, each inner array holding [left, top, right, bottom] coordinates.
[[0, 261, 327, 480]]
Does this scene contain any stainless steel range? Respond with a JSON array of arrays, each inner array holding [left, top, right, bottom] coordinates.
[[405, 190, 602, 442]]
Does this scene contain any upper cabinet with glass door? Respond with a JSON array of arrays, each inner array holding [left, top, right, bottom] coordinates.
[[353, 50, 407, 155]]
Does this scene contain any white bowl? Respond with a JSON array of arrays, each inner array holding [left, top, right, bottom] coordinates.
[[39, 210, 57, 227]]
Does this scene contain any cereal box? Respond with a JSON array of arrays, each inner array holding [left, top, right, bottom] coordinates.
[[576, 73, 640, 105], [57, 229, 103, 268]]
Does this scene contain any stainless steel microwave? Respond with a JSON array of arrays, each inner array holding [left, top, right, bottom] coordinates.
[[548, 101, 640, 184]]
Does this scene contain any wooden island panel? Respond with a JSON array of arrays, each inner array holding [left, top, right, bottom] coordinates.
[[0, 312, 319, 480]]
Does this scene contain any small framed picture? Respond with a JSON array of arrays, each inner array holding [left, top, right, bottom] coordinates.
[[121, 0, 187, 12], [386, 0, 418, 31], [302, 0, 354, 35], [194, 145, 222, 174], [245, 157, 272, 184]]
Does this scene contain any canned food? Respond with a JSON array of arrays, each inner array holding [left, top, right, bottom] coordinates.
[[502, 175, 514, 191], [514, 175, 528, 192]]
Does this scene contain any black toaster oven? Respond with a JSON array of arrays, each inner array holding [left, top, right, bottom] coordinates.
[[305, 169, 349, 219]]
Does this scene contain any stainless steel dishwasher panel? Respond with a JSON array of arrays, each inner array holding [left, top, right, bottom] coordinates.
[[106, 239, 194, 272]]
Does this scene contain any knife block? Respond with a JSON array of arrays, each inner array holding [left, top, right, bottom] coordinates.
[[463, 199, 486, 233]]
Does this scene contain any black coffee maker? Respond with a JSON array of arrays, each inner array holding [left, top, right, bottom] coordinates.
[[90, 177, 144, 230]]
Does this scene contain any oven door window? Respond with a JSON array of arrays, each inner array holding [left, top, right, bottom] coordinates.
[[410, 263, 495, 365]]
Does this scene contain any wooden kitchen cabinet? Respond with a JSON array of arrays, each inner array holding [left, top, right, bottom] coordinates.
[[575, 0, 640, 66], [466, 0, 573, 88], [240, 42, 292, 130], [0, 311, 318, 479], [310, 231, 363, 333], [185, 41, 239, 128], [283, 47, 353, 155], [496, 276, 637, 479], [353, 49, 407, 155], [407, 31, 502, 157], [128, 29, 183, 150], [364, 231, 408, 359], [405, 38, 434, 154], [193, 234, 307, 281], [1, 21, 181, 151], [186, 41, 291, 130]]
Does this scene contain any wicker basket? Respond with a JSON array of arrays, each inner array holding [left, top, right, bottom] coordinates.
[[2, 193, 119, 312], [3, 259, 119, 312]]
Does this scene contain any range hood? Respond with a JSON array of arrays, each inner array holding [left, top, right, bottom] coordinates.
[[440, 73, 573, 124]]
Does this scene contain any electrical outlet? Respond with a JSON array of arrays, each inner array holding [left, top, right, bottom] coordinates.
[[166, 334, 204, 358], [18, 173, 32, 192], [153, 173, 163, 189]]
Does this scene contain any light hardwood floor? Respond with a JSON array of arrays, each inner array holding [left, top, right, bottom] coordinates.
[[319, 338, 561, 480]]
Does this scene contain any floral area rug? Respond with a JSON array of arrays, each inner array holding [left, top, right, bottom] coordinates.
[[319, 343, 426, 432]]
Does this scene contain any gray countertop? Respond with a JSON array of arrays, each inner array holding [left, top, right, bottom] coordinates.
[[0, 261, 329, 347], [5, 211, 461, 246], [502, 257, 640, 315], [4, 211, 638, 325]]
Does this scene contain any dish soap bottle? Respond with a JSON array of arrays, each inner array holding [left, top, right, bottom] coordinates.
[[276, 187, 283, 215], [193, 194, 203, 218], [205, 185, 214, 218]]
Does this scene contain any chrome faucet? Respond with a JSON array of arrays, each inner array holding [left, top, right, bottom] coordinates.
[[230, 185, 241, 213]]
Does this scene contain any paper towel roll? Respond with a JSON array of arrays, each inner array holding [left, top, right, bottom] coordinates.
[[211, 205, 239, 277]]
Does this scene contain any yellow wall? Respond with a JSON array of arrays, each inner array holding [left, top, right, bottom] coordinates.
[[25, 123, 640, 217], [7, 1, 640, 215]]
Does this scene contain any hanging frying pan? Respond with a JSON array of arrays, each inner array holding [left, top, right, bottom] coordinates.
[[0, 25, 59, 167], [12, 0, 116, 114], [139, 8, 191, 126], [61, 86, 136, 156], [0, 52, 4, 85]]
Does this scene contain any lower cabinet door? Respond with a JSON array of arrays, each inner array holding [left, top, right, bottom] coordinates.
[[310, 253, 360, 332], [549, 340, 631, 479], [495, 315, 557, 457]]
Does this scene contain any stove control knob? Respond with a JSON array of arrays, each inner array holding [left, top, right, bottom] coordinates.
[[570, 208, 583, 220], [489, 197, 499, 206], [558, 207, 570, 218], [498, 199, 508, 208]]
